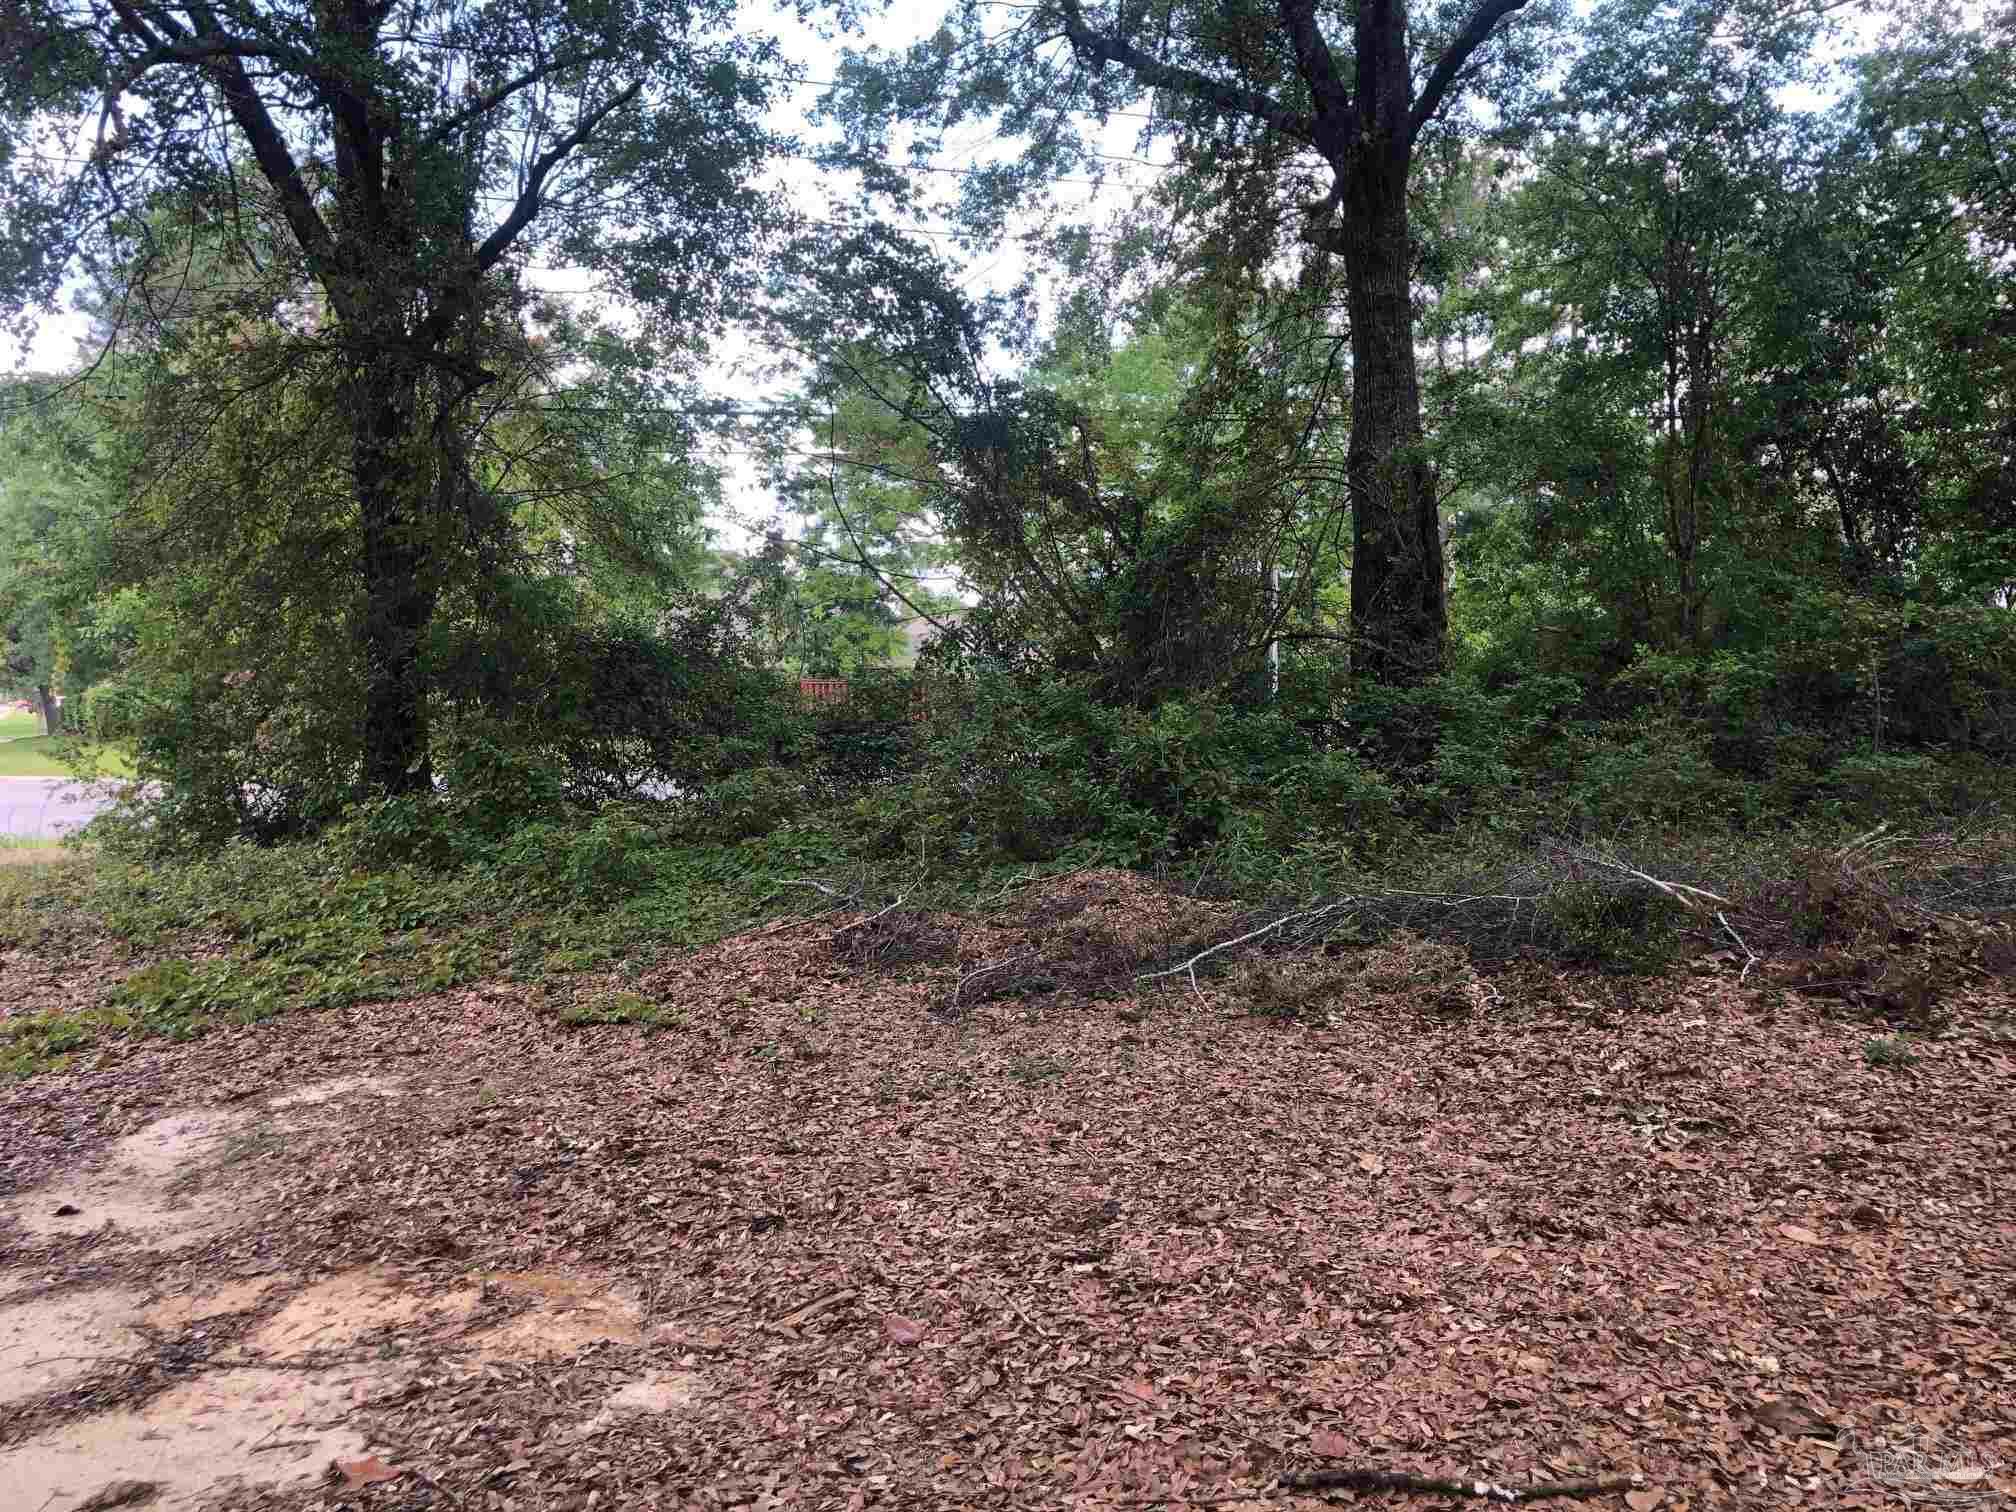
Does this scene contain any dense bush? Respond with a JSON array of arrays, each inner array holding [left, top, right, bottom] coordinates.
[[830, 667, 1412, 868], [530, 612, 807, 802], [73, 680, 150, 743], [807, 668, 925, 792], [93, 580, 808, 858]]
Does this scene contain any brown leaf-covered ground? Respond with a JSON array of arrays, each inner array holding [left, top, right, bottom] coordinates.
[[2, 868, 2013, 1510]]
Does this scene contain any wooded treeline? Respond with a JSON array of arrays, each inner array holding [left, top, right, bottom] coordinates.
[[0, 0, 2010, 863]]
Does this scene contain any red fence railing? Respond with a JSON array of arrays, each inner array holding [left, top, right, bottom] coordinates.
[[799, 676, 934, 723], [799, 677, 850, 705]]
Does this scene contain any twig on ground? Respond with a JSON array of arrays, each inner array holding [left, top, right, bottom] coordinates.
[[1137, 902, 1351, 996], [980, 865, 1089, 909], [1836, 821, 1896, 866], [774, 879, 857, 902], [1371, 887, 1540, 908], [1563, 846, 1729, 912], [951, 951, 1037, 1009], [1277, 1468, 1642, 1502], [831, 895, 906, 940], [993, 1286, 1051, 1338], [1718, 911, 1761, 982], [1101, 1466, 1642, 1507], [767, 1288, 859, 1331]]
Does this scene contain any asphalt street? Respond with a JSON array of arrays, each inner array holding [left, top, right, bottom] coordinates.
[[0, 778, 116, 840]]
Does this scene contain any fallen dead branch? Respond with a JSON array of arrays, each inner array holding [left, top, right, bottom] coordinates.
[[1559, 844, 1728, 912], [1137, 902, 1354, 996], [979, 864, 1089, 910], [1276, 1467, 1643, 1502], [1718, 910, 1761, 982], [831, 895, 906, 940], [774, 878, 859, 903], [768, 1287, 859, 1331], [1103, 1467, 1645, 1507], [949, 952, 1038, 1010]]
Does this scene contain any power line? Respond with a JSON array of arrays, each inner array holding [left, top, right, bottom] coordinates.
[[766, 73, 1167, 124], [20, 147, 1168, 189]]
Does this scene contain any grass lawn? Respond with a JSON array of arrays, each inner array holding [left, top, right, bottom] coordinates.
[[0, 735, 134, 778], [0, 710, 44, 739]]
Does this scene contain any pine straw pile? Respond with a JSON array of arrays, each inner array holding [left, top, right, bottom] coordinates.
[[694, 848, 2014, 1039], [638, 869, 1248, 1022]]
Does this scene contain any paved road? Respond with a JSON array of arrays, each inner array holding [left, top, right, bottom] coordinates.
[[0, 776, 680, 843], [0, 778, 119, 840]]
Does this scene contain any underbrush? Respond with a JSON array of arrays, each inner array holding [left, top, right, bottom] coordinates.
[[0, 817, 864, 1077], [4, 670, 2011, 1079]]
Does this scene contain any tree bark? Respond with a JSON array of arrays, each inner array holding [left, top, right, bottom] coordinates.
[[35, 682, 60, 737], [351, 354, 439, 797], [1052, 0, 1535, 683], [1338, 143, 1448, 684]]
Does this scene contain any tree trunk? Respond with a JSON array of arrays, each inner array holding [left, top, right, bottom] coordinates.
[[351, 357, 439, 797], [34, 682, 60, 737], [1339, 146, 1448, 685]]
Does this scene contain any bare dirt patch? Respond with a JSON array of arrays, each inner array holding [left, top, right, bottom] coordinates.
[[143, 1277, 284, 1331], [4, 1108, 249, 1248], [0, 1287, 146, 1405], [1, 865, 2012, 1509], [8, 1364, 383, 1512], [0, 1072, 700, 1512], [242, 1267, 480, 1358], [468, 1270, 644, 1357], [265, 1076, 399, 1111]]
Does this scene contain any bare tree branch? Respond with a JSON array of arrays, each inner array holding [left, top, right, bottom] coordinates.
[[474, 80, 643, 273], [424, 49, 627, 145], [1056, 0, 1317, 144], [1410, 0, 1533, 140]]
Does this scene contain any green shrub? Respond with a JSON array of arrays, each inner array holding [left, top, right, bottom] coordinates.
[[1533, 881, 1685, 972], [688, 767, 815, 843], [490, 811, 660, 903], [1820, 749, 1957, 821], [809, 670, 924, 791], [1549, 716, 1743, 829], [559, 991, 680, 1030], [75, 680, 152, 743], [1863, 1035, 1918, 1069]]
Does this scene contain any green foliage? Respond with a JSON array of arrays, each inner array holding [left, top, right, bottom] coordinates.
[[844, 668, 1407, 869], [526, 607, 807, 805], [808, 669, 925, 788], [1531, 882, 1685, 973], [0, 807, 887, 1077], [491, 814, 661, 905], [686, 768, 815, 844], [1863, 1036, 1919, 1070], [0, 0, 841, 812], [559, 992, 681, 1031], [73, 679, 146, 743]]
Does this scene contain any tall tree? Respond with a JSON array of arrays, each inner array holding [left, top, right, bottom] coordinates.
[[0, 375, 124, 734], [1840, 2, 2016, 601], [1484, 0, 1820, 650], [823, 0, 1563, 684], [1, 0, 787, 793]]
